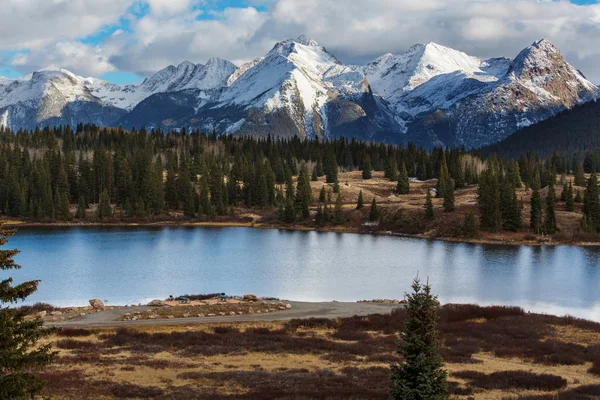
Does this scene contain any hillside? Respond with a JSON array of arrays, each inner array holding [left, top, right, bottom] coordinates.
[[481, 99, 600, 159]]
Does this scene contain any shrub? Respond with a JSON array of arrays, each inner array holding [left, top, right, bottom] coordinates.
[[454, 370, 567, 391]]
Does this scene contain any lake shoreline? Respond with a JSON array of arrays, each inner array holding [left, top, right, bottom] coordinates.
[[4, 218, 600, 248]]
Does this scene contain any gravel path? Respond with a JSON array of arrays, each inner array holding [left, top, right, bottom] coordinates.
[[47, 301, 402, 328]]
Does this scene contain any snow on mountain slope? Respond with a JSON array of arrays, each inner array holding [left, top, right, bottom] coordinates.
[[403, 39, 599, 148], [87, 58, 237, 111], [213, 36, 371, 138], [1, 36, 597, 149], [363, 42, 510, 117]]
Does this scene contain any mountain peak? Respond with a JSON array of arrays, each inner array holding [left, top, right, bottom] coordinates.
[[177, 61, 197, 69], [39, 64, 63, 72], [533, 38, 558, 50], [295, 35, 319, 46]]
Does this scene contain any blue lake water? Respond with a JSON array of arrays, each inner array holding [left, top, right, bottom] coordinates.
[[6, 226, 600, 321]]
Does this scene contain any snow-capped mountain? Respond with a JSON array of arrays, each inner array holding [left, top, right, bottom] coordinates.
[[0, 37, 597, 148], [120, 35, 400, 141], [363, 39, 598, 147]]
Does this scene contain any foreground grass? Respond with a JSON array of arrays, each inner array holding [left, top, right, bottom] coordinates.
[[39, 305, 600, 399]]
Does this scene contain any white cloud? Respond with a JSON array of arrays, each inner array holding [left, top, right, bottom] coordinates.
[[11, 42, 115, 77], [2, 0, 600, 82], [0, 0, 133, 50], [146, 0, 194, 15]]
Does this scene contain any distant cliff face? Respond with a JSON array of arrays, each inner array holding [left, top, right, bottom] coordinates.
[[1, 37, 597, 149]]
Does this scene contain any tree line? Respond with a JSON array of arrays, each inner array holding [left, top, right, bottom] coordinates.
[[0, 124, 477, 222]]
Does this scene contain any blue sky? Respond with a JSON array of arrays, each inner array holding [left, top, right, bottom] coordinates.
[[1, 0, 599, 84]]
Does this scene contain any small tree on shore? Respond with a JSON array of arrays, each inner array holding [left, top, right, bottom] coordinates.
[[0, 224, 56, 399], [96, 188, 112, 220], [369, 198, 379, 221], [356, 190, 364, 210], [390, 277, 447, 400], [464, 212, 477, 237], [424, 191, 434, 219]]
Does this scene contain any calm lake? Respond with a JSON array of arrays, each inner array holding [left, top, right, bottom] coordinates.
[[7, 227, 600, 321]]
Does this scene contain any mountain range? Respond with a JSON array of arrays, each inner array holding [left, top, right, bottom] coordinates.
[[0, 36, 597, 149]]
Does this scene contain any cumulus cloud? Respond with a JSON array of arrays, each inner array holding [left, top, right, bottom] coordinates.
[[2, 0, 600, 82], [0, 0, 133, 50], [11, 42, 115, 77]]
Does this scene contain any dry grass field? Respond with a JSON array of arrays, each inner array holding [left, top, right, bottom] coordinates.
[[39, 305, 600, 399]]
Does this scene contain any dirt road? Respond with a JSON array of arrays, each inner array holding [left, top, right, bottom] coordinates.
[[47, 301, 401, 328]]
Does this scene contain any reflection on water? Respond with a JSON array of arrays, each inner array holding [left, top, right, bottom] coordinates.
[[7, 227, 600, 321]]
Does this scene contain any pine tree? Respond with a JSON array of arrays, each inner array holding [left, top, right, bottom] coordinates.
[[333, 194, 345, 224], [464, 212, 477, 237], [390, 277, 447, 400], [561, 182, 568, 202], [356, 190, 364, 210], [583, 173, 600, 232], [362, 155, 372, 180], [319, 186, 326, 203], [477, 163, 501, 231], [295, 164, 313, 219], [565, 182, 575, 212], [574, 162, 586, 187], [436, 154, 451, 198], [443, 178, 455, 212], [384, 157, 399, 181], [500, 175, 521, 231], [96, 188, 112, 220], [530, 185, 543, 234], [543, 183, 558, 234], [283, 197, 296, 223], [575, 189, 583, 203], [315, 205, 325, 226], [75, 195, 87, 220], [397, 162, 410, 195], [311, 166, 318, 182], [0, 224, 56, 399], [369, 198, 379, 221], [424, 190, 434, 219], [333, 180, 340, 194]]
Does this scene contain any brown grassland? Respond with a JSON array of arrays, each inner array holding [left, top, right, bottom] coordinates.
[[38, 304, 600, 399]]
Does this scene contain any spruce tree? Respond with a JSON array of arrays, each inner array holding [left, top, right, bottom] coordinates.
[[424, 190, 434, 219], [283, 197, 296, 223], [385, 157, 398, 181], [295, 164, 313, 219], [362, 155, 372, 180], [464, 212, 477, 237], [0, 224, 56, 399], [575, 189, 583, 203], [311, 166, 318, 182], [356, 190, 364, 210], [333, 194, 345, 224], [565, 182, 575, 212], [75, 195, 87, 220], [390, 277, 447, 400], [477, 164, 501, 231], [96, 188, 112, 220], [530, 185, 543, 234], [443, 179, 455, 212], [500, 175, 521, 231], [318, 186, 326, 203], [583, 173, 600, 232], [436, 154, 450, 198], [543, 183, 558, 234], [574, 162, 586, 187], [397, 162, 410, 195], [369, 198, 379, 221]]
